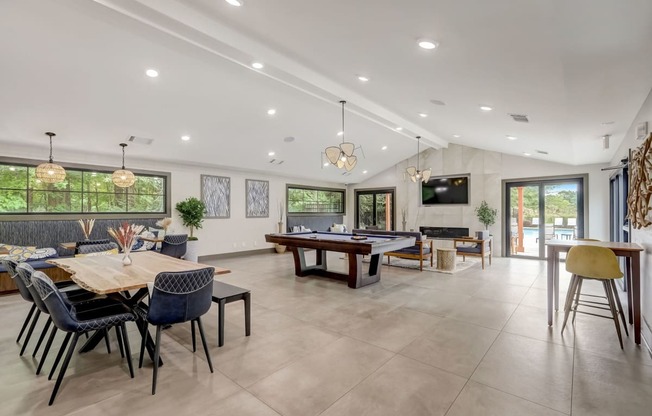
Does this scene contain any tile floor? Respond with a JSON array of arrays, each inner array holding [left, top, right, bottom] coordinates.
[[1, 253, 651, 415]]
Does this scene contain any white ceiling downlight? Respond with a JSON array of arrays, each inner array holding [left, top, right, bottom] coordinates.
[[268, 151, 275, 156], [381, 146, 388, 150], [181, 135, 190, 141], [480, 105, 493, 112], [225, 0, 243, 6], [452, 134, 460, 138], [395, 127, 403, 131], [418, 40, 438, 50], [506, 135, 517, 140], [251, 62, 264, 69], [145, 69, 159, 78], [523, 152, 531, 156], [418, 112, 428, 118], [267, 108, 276, 115], [357, 75, 369, 82]]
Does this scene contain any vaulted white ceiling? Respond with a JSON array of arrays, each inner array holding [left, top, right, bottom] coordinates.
[[1, 0, 651, 183]]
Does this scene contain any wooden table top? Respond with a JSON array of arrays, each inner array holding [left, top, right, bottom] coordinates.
[[545, 239, 643, 252], [47, 251, 230, 294], [138, 236, 164, 243], [59, 242, 77, 251]]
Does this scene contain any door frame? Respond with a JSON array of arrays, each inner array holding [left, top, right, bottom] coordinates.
[[502, 174, 588, 259], [354, 187, 396, 230]]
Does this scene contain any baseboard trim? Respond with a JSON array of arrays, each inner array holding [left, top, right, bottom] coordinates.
[[199, 248, 276, 262]]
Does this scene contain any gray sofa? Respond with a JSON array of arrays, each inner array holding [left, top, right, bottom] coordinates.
[[352, 229, 433, 271]]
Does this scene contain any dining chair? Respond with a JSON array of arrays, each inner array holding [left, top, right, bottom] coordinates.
[[30, 271, 136, 405], [74, 239, 111, 254], [562, 245, 628, 348], [159, 234, 188, 259], [137, 267, 215, 394], [1, 258, 37, 347], [16, 263, 113, 375]]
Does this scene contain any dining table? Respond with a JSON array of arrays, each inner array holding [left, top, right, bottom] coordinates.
[[545, 239, 644, 344], [47, 251, 230, 361]]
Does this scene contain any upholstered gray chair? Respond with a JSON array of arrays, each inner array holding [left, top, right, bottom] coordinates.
[[160, 234, 188, 259]]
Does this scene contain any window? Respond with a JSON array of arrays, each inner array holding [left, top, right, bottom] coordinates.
[[0, 162, 167, 214], [287, 185, 345, 214]]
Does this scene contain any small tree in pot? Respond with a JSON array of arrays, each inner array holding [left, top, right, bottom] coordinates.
[[175, 197, 206, 240], [475, 200, 498, 230]]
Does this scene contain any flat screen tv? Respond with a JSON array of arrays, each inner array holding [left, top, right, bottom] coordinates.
[[421, 174, 470, 205]]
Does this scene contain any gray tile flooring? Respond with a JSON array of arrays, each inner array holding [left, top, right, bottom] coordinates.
[[1, 253, 651, 415]]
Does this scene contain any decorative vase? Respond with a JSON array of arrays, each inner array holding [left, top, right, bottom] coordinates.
[[122, 249, 132, 266], [275, 221, 287, 253], [402, 221, 407, 232]]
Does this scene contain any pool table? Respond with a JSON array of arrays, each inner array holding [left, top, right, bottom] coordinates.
[[264, 231, 416, 288]]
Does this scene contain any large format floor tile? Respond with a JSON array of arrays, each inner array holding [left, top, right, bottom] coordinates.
[[2, 253, 652, 416]]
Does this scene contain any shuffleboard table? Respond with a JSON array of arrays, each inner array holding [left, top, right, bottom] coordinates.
[[265, 231, 415, 288]]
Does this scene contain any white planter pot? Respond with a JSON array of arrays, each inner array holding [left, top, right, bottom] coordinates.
[[184, 240, 199, 262]]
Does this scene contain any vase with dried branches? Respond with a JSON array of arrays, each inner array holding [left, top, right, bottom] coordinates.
[[78, 218, 95, 240], [108, 222, 145, 265], [276, 201, 287, 253], [401, 208, 407, 231]]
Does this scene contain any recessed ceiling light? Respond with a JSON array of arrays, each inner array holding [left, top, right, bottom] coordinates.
[[251, 62, 264, 69], [181, 135, 190, 141], [418, 112, 428, 118], [363, 170, 368, 174], [452, 134, 461, 138], [480, 106, 493, 112], [523, 152, 531, 156], [381, 146, 388, 150], [418, 39, 439, 50], [506, 135, 517, 140], [337, 131, 344, 136], [283, 136, 295, 143], [267, 109, 276, 115], [268, 151, 275, 156], [395, 127, 403, 131], [225, 0, 243, 6], [145, 69, 159, 78], [357, 76, 369, 82], [323, 162, 329, 167]]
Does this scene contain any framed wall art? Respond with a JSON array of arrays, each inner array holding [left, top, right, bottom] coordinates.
[[245, 179, 269, 218], [201, 175, 230, 218]]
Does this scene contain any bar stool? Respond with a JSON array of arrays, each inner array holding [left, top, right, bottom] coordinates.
[[562, 245, 628, 348]]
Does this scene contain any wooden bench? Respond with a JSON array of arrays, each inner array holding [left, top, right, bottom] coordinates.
[[211, 281, 251, 347], [386, 238, 434, 271], [453, 237, 492, 269]]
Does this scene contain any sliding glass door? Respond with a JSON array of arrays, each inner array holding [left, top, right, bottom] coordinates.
[[505, 177, 584, 259], [355, 189, 395, 231]]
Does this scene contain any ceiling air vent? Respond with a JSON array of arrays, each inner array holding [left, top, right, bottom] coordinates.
[[536, 150, 548, 155], [127, 135, 154, 145], [341, 171, 352, 176], [268, 159, 284, 165], [509, 114, 529, 123]]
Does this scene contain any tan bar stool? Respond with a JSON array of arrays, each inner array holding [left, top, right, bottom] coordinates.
[[562, 245, 629, 348]]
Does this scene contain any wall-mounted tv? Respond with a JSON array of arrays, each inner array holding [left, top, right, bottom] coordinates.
[[421, 174, 470, 205]]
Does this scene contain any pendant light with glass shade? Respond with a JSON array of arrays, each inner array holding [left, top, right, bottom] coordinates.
[[405, 136, 431, 183], [324, 100, 358, 171], [112, 143, 136, 188], [35, 132, 66, 183]]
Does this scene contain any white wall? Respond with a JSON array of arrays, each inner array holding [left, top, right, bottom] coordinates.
[[2, 143, 344, 258], [610, 87, 652, 351], [350, 143, 609, 256]]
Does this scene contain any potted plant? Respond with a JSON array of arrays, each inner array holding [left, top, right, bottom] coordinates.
[[175, 197, 206, 262], [475, 200, 498, 232]]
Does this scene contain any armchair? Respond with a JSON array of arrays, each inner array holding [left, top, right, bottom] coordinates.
[[454, 237, 492, 270]]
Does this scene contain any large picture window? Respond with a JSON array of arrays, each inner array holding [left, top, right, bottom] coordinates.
[[0, 163, 166, 214], [287, 185, 345, 214]]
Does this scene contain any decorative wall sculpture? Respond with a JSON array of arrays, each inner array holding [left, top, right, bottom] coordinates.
[[627, 132, 652, 228], [201, 175, 230, 218], [246, 179, 269, 218]]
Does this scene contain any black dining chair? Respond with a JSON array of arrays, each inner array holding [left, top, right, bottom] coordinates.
[[137, 267, 215, 394], [159, 234, 188, 259], [16, 263, 114, 375], [30, 271, 136, 406], [74, 239, 112, 255]]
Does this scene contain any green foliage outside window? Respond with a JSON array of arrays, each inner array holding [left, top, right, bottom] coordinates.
[[287, 186, 344, 214], [0, 163, 166, 214]]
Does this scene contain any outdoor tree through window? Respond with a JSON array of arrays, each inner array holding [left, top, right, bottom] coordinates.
[[0, 163, 166, 214]]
